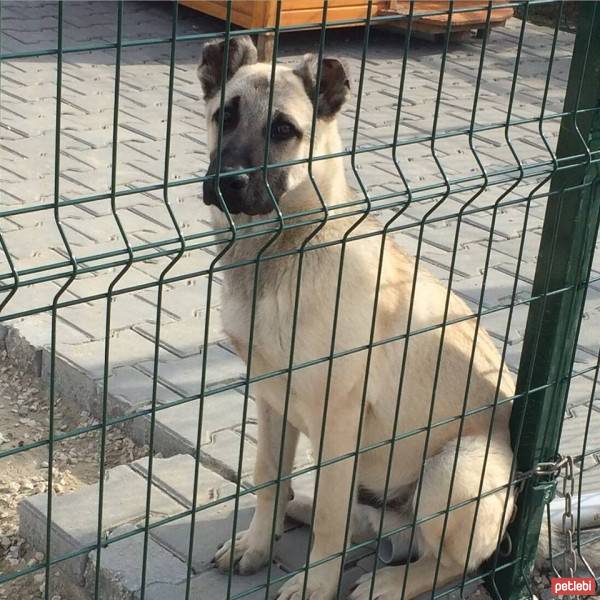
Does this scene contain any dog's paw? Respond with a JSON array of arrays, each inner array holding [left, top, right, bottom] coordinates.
[[276, 569, 336, 600], [213, 530, 269, 575], [348, 568, 403, 600]]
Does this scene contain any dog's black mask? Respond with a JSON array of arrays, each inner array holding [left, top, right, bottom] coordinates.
[[203, 155, 287, 216]]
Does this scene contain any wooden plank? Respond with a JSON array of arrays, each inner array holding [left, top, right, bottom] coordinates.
[[257, 1, 275, 28], [179, 1, 257, 27], [389, 0, 503, 11], [381, 0, 513, 33], [181, 1, 384, 29], [280, 0, 375, 8], [279, 6, 368, 25], [384, 1, 513, 24]]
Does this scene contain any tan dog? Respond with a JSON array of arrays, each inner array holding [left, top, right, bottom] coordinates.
[[198, 36, 515, 600]]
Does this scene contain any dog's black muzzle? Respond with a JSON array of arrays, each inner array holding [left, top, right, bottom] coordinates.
[[203, 164, 250, 215], [203, 159, 283, 216]]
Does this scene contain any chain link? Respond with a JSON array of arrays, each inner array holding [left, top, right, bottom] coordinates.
[[561, 455, 577, 579], [520, 454, 579, 578], [535, 456, 569, 479]]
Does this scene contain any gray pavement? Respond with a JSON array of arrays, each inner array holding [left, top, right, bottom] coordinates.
[[1, 2, 599, 599]]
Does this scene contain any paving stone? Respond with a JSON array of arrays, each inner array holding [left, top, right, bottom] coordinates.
[[19, 464, 184, 581], [272, 526, 312, 572], [140, 563, 287, 600], [0, 281, 79, 320], [55, 329, 171, 380], [62, 267, 157, 300], [103, 365, 182, 411], [450, 266, 531, 311], [478, 300, 529, 347], [132, 454, 236, 509], [1, 221, 91, 259], [2, 321, 46, 375], [137, 277, 223, 321], [58, 294, 174, 340], [201, 430, 257, 485], [559, 405, 600, 460], [579, 463, 600, 496], [134, 313, 226, 358], [138, 344, 244, 396], [154, 389, 256, 455], [576, 308, 600, 358], [143, 248, 218, 282], [149, 487, 256, 574], [62, 210, 170, 244], [566, 374, 600, 409], [7, 312, 89, 349], [84, 523, 189, 600], [39, 348, 103, 415]]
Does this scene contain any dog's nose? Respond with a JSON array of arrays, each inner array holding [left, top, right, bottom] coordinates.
[[221, 167, 249, 192]]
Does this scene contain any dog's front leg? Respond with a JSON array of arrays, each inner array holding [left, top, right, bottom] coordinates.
[[214, 397, 299, 574], [278, 399, 359, 600]]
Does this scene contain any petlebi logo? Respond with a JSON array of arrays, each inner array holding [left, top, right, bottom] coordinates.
[[551, 578, 597, 596]]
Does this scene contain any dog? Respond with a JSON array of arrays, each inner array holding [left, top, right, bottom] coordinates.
[[197, 35, 516, 600]]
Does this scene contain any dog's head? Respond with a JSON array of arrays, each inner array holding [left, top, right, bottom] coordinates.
[[198, 35, 350, 216]]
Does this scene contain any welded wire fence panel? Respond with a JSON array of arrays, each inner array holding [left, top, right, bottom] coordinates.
[[0, 2, 598, 600]]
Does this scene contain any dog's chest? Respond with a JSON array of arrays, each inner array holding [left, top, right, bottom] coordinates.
[[221, 264, 294, 366]]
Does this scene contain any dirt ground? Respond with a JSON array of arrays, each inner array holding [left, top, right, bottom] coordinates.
[[0, 350, 146, 600]]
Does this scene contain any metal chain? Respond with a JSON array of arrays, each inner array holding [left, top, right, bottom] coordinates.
[[516, 454, 580, 578], [534, 455, 569, 479], [561, 455, 577, 579]]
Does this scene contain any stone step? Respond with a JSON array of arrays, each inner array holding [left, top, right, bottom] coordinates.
[[18, 454, 295, 600]]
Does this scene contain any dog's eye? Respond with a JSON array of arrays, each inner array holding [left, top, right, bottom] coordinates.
[[222, 108, 234, 125], [214, 108, 234, 128], [271, 121, 297, 141], [213, 96, 239, 130]]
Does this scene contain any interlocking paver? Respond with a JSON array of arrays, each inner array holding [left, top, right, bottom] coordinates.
[[55, 328, 171, 380], [19, 463, 184, 580], [137, 278, 222, 321], [559, 405, 600, 462], [149, 489, 256, 574], [201, 430, 258, 486], [137, 344, 244, 396], [84, 523, 189, 600], [103, 364, 182, 412], [154, 389, 257, 455], [131, 454, 236, 508], [59, 295, 174, 340], [141, 565, 286, 600]]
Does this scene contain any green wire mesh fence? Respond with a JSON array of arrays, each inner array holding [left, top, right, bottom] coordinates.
[[0, 1, 598, 600]]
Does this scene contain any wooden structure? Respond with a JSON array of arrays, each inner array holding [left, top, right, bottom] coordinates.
[[382, 1, 515, 40], [179, 1, 514, 59]]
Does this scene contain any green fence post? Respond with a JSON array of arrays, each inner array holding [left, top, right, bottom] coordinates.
[[494, 2, 600, 598]]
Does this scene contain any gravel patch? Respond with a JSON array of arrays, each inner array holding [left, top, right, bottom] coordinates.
[[0, 351, 147, 600]]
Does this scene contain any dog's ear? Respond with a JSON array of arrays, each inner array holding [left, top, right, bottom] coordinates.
[[198, 35, 258, 100], [294, 54, 350, 119]]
